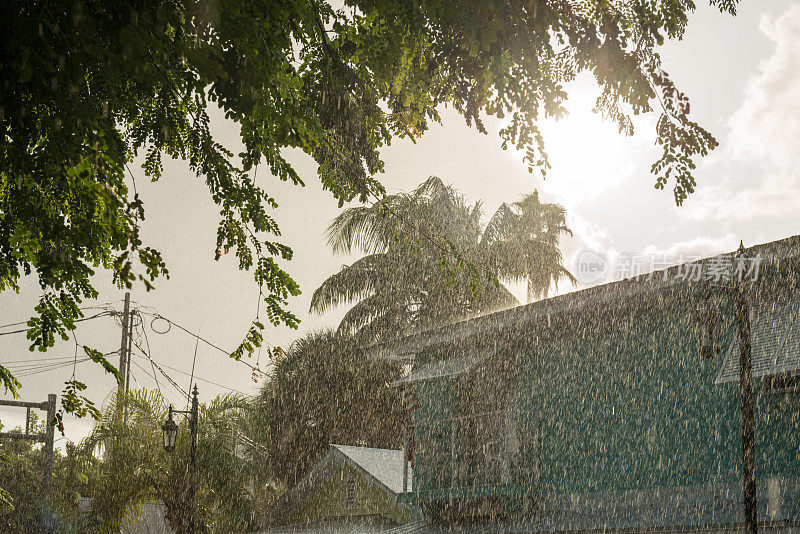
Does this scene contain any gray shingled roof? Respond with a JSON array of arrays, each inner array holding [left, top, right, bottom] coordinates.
[[392, 349, 494, 385], [79, 498, 173, 534], [262, 445, 414, 532], [716, 292, 800, 384], [333, 444, 411, 494]]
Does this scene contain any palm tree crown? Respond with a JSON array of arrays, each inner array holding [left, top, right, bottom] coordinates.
[[311, 176, 574, 340]]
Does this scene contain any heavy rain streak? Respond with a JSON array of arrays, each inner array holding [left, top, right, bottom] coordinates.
[[2, 1, 800, 533]]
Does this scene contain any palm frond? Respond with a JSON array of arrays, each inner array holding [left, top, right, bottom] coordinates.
[[317, 180, 574, 335], [309, 253, 399, 314], [337, 289, 414, 337]]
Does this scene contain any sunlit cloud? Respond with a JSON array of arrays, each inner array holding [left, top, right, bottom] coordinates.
[[686, 4, 800, 221]]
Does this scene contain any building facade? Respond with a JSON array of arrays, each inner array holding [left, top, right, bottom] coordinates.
[[375, 235, 800, 532]]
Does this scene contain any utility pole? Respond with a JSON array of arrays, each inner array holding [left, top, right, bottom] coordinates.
[[188, 384, 199, 534], [124, 314, 133, 400], [695, 241, 758, 534], [734, 243, 758, 534], [117, 292, 131, 411], [41, 393, 56, 529]]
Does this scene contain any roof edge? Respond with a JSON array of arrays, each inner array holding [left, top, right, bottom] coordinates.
[[363, 234, 800, 361]]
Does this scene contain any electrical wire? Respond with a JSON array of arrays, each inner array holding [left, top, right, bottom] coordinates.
[[131, 350, 251, 396], [2, 356, 79, 365], [4, 361, 76, 373], [2, 348, 116, 373], [158, 362, 252, 396], [134, 317, 163, 398], [135, 309, 263, 372], [129, 359, 185, 406], [13, 357, 93, 378], [0, 311, 114, 336], [186, 337, 199, 410], [130, 344, 188, 399], [128, 363, 142, 390], [129, 359, 155, 393], [0, 302, 122, 331]]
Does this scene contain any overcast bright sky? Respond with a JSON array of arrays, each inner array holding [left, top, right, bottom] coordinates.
[[2, 1, 800, 445]]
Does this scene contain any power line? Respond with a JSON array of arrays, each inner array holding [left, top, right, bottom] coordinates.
[[2, 356, 79, 365], [132, 351, 251, 397], [0, 303, 121, 331], [0, 311, 114, 336], [128, 359, 187, 408], [2, 349, 115, 373], [13, 357, 93, 378], [186, 337, 199, 410], [5, 361, 76, 373], [135, 309, 263, 372], [134, 317, 163, 399], [130, 344, 188, 399], [128, 358, 166, 400]]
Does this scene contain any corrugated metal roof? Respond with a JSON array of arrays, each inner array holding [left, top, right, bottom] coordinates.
[[365, 235, 800, 362], [393, 349, 494, 385], [715, 292, 800, 384], [333, 445, 411, 494]]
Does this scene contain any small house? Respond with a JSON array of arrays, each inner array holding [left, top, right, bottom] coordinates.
[[260, 444, 415, 533]]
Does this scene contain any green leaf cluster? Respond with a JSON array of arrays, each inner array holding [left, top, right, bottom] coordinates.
[[1, 0, 735, 417], [258, 329, 403, 486]]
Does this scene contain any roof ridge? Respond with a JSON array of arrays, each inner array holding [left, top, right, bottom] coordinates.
[[331, 444, 403, 453]]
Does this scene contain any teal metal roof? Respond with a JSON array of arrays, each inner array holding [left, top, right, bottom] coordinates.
[[259, 515, 399, 533], [716, 292, 800, 384], [392, 349, 494, 385], [365, 235, 800, 362]]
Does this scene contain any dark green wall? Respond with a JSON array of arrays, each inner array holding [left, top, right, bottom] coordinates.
[[412, 264, 800, 500]]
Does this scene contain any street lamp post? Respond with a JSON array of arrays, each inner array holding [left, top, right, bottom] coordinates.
[[694, 242, 758, 534], [162, 385, 200, 533]]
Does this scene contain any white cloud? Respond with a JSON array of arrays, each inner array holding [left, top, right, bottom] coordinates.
[[728, 5, 800, 167], [687, 4, 800, 220], [641, 233, 738, 260]]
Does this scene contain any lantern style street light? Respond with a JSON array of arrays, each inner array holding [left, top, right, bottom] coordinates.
[[161, 407, 178, 452], [694, 242, 757, 534], [162, 385, 199, 533]]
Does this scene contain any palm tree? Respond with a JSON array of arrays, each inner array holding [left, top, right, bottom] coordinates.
[[310, 176, 574, 340], [81, 390, 268, 533], [81, 390, 171, 532], [481, 189, 574, 303]]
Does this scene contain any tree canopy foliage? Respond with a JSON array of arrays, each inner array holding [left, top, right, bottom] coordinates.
[[259, 329, 402, 486], [311, 176, 574, 340], [1, 0, 736, 415], [0, 415, 100, 532]]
